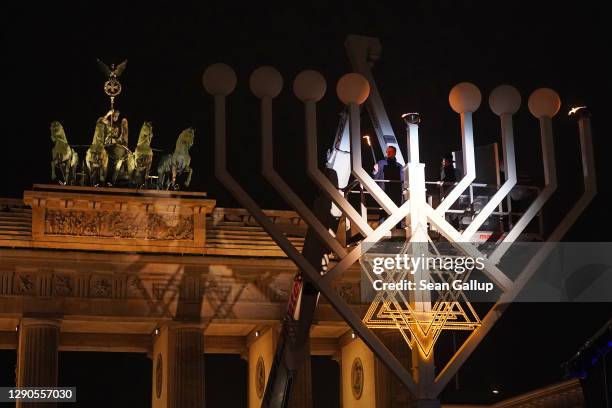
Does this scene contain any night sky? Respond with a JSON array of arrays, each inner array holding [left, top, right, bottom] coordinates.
[[1, 1, 611, 405]]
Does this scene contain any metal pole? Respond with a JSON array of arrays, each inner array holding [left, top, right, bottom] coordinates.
[[406, 115, 438, 402], [489, 115, 558, 264], [436, 112, 476, 215], [461, 113, 517, 240]]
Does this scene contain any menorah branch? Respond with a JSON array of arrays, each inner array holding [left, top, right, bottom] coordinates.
[[254, 73, 346, 258], [348, 102, 399, 214], [303, 99, 372, 236], [461, 106, 518, 240], [489, 112, 558, 264], [436, 84, 479, 215]]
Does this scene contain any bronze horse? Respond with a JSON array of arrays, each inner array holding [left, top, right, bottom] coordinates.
[[131, 122, 154, 187], [157, 128, 194, 190], [50, 121, 79, 185], [85, 119, 109, 186]]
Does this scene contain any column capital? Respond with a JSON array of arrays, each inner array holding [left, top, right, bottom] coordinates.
[[157, 320, 207, 332], [19, 317, 62, 329], [246, 323, 279, 348], [169, 321, 206, 331]]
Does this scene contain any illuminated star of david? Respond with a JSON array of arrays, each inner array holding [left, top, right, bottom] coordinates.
[[360, 239, 482, 357]]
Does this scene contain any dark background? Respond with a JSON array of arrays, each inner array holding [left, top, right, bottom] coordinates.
[[1, 1, 611, 406]]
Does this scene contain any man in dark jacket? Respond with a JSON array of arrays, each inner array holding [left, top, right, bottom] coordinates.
[[440, 153, 457, 183], [372, 146, 404, 231], [373, 145, 404, 207]]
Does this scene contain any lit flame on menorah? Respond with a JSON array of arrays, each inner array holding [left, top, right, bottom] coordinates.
[[202, 64, 596, 399]]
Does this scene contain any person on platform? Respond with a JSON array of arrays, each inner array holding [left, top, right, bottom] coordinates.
[[372, 145, 404, 229], [440, 153, 457, 183], [440, 153, 459, 227], [373, 145, 404, 207]]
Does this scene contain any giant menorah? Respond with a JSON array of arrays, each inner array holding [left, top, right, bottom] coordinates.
[[201, 62, 596, 404]]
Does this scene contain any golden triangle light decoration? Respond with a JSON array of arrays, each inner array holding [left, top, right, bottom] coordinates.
[[360, 246, 483, 357]]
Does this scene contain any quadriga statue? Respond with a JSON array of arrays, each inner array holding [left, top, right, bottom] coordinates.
[[157, 128, 194, 190], [50, 121, 79, 185]]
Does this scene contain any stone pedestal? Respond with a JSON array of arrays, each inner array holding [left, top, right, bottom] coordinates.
[[16, 318, 60, 408], [152, 323, 205, 408]]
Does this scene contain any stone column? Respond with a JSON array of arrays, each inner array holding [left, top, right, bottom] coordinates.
[[287, 339, 312, 408], [247, 327, 278, 408], [374, 331, 415, 407], [16, 318, 60, 408], [152, 323, 205, 408], [339, 335, 377, 407]]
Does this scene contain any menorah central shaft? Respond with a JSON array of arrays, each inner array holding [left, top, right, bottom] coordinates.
[[406, 119, 437, 396]]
